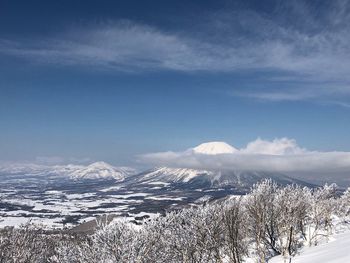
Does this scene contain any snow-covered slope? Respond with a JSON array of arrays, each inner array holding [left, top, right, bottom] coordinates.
[[138, 167, 214, 183], [128, 166, 312, 189], [192, 141, 238, 155], [270, 231, 350, 263]]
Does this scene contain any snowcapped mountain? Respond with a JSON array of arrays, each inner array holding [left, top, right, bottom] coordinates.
[[131, 167, 311, 189], [0, 162, 135, 181], [192, 141, 238, 155], [69, 161, 132, 180], [0, 163, 50, 175], [0, 142, 314, 188], [128, 142, 315, 189]]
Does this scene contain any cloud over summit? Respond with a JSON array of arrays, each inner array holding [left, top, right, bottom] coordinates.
[[140, 138, 350, 173]]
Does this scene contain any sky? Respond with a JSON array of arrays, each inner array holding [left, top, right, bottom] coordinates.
[[1, 0, 350, 167]]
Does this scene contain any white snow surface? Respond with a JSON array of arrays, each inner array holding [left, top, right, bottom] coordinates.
[[142, 167, 213, 183], [192, 141, 238, 155], [270, 230, 350, 263]]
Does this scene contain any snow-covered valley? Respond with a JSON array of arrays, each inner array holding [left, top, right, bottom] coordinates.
[[0, 162, 244, 229]]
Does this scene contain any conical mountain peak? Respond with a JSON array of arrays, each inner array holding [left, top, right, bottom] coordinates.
[[192, 141, 238, 155]]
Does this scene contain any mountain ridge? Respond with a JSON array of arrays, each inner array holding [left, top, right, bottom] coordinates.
[[125, 166, 316, 190], [0, 161, 135, 181]]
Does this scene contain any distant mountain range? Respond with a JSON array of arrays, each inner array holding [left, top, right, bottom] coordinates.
[[0, 161, 134, 181], [0, 142, 316, 189], [0, 142, 319, 228], [125, 142, 315, 189]]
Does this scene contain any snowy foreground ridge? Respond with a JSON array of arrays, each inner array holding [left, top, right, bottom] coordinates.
[[1, 179, 349, 263], [270, 231, 350, 263]]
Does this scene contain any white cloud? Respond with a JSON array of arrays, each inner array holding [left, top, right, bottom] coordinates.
[[241, 138, 306, 155], [139, 138, 350, 173], [2, 24, 349, 81], [0, 23, 206, 72], [0, 9, 349, 79], [0, 1, 350, 104]]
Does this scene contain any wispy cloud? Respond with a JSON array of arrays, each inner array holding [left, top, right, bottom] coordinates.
[[2, 22, 349, 79], [0, 1, 350, 104], [0, 22, 210, 72], [233, 90, 316, 102], [139, 138, 350, 173]]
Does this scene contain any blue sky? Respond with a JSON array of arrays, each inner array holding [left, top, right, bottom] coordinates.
[[1, 0, 350, 166]]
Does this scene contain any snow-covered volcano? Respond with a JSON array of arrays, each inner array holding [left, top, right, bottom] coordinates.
[[192, 141, 238, 155]]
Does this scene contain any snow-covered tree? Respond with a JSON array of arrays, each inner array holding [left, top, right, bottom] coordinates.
[[246, 179, 278, 262], [0, 224, 58, 263], [273, 185, 310, 260], [222, 197, 249, 263], [338, 187, 350, 221], [307, 183, 338, 246]]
